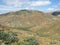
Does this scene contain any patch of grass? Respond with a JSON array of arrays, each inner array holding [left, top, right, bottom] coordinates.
[[37, 32, 50, 37], [50, 41, 57, 44], [37, 29, 50, 37], [12, 26, 34, 31]]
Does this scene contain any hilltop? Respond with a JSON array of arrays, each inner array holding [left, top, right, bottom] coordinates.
[[0, 10, 53, 27]]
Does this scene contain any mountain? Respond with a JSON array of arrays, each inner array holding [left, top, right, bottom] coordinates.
[[0, 10, 60, 45], [52, 11, 60, 16], [0, 10, 52, 27]]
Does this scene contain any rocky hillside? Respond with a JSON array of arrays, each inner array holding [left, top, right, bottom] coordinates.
[[0, 10, 60, 45], [0, 10, 53, 27]]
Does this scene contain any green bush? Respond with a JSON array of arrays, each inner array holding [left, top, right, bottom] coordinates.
[[0, 31, 18, 45], [24, 37, 39, 45]]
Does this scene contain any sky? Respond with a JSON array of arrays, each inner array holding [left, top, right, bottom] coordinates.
[[0, 0, 60, 14]]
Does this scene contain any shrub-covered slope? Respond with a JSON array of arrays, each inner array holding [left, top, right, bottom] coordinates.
[[0, 10, 60, 45]]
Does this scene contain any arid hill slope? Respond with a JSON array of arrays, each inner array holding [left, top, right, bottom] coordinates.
[[0, 10, 60, 45]]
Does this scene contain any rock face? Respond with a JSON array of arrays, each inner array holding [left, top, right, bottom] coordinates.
[[52, 11, 60, 16]]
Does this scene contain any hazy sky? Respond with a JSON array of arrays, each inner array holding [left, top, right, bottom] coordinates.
[[0, 0, 60, 14]]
